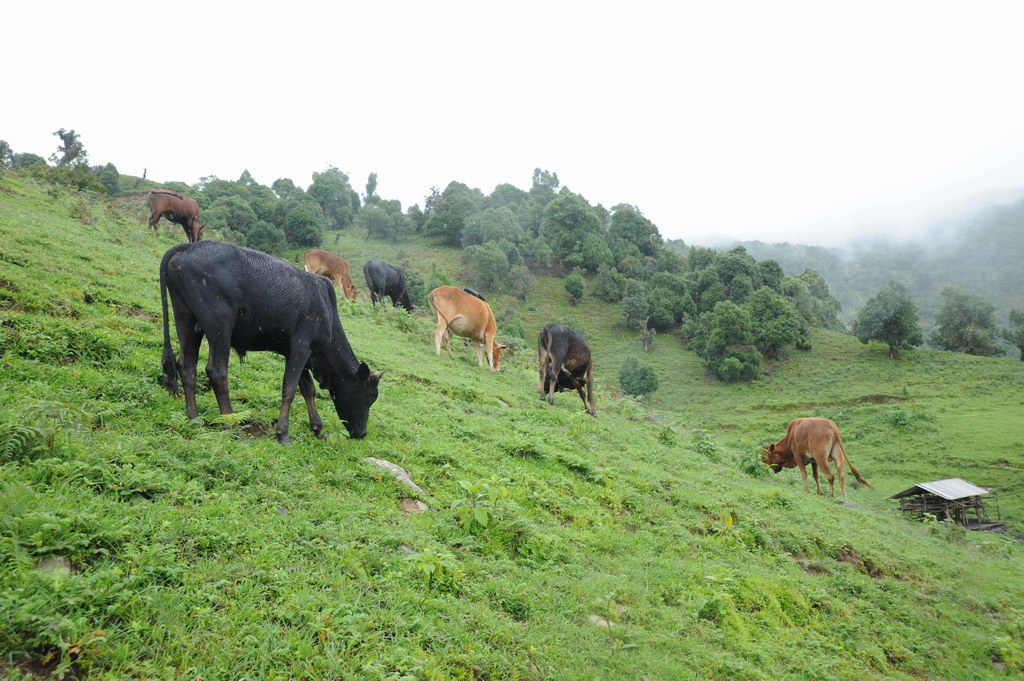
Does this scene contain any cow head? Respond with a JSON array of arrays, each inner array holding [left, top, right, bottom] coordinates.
[[762, 443, 795, 472], [343, 281, 358, 302], [329, 362, 383, 439], [490, 341, 510, 371], [187, 217, 203, 243]]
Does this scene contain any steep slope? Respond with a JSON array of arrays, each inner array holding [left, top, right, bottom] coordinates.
[[1, 176, 1022, 680]]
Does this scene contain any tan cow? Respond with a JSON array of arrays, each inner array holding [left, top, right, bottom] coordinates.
[[147, 190, 202, 242], [303, 249, 358, 302], [428, 285, 508, 371], [763, 417, 872, 501]]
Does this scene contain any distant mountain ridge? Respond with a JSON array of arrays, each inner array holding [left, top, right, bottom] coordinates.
[[729, 197, 1024, 337]]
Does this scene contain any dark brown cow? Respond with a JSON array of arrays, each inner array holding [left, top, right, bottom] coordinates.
[[304, 249, 358, 302], [538, 324, 595, 417], [428, 285, 507, 371], [763, 417, 872, 501], [147, 190, 202, 242]]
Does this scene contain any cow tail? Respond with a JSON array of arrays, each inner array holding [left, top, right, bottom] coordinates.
[[159, 249, 180, 395], [836, 431, 872, 488], [428, 290, 451, 331], [542, 327, 558, 383]]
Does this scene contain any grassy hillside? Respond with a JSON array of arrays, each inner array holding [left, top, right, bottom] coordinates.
[[1, 175, 1023, 680]]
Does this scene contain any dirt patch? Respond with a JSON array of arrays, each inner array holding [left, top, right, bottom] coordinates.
[[0, 278, 17, 291], [16, 656, 85, 679], [790, 555, 830, 576], [240, 420, 270, 438], [760, 394, 908, 412], [121, 306, 156, 320], [0, 185, 17, 196], [835, 548, 885, 578]]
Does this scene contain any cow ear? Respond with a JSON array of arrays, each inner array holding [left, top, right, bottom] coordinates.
[[498, 343, 509, 349], [357, 362, 371, 381]]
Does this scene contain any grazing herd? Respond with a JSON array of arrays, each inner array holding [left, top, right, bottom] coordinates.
[[156, 195, 871, 497]]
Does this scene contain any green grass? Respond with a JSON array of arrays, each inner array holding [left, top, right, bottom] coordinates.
[[1, 174, 1023, 680]]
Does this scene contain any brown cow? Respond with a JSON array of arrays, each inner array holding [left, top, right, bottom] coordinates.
[[538, 323, 596, 417], [428, 285, 507, 371], [304, 249, 358, 302], [763, 417, 872, 501], [147, 190, 202, 242]]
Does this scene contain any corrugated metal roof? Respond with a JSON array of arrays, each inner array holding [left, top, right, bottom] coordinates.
[[890, 478, 990, 500]]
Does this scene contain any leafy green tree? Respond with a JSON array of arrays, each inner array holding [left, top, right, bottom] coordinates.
[[506, 265, 535, 300], [461, 242, 510, 292], [647, 272, 696, 330], [365, 172, 379, 205], [359, 205, 392, 240], [619, 356, 658, 397], [206, 195, 258, 237], [462, 206, 524, 246], [855, 282, 923, 359], [929, 287, 1003, 357], [578, 233, 614, 272], [524, 168, 560, 234], [309, 167, 357, 230], [11, 153, 46, 170], [593, 265, 626, 302], [522, 237, 553, 271], [283, 201, 325, 247], [540, 191, 603, 266], [797, 269, 843, 330], [424, 181, 483, 245], [272, 178, 297, 198], [406, 204, 426, 233], [49, 128, 87, 166], [564, 269, 585, 305], [0, 140, 11, 169], [621, 280, 649, 330], [1003, 310, 1024, 361], [745, 287, 802, 359], [609, 205, 661, 256], [246, 220, 287, 254], [757, 259, 784, 292], [423, 267, 452, 305], [705, 301, 762, 382], [94, 163, 119, 195]]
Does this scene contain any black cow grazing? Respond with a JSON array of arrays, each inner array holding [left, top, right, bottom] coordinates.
[[160, 242, 383, 444], [538, 324, 596, 417], [363, 259, 415, 311], [461, 287, 487, 302]]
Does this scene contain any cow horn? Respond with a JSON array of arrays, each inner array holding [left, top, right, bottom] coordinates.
[[371, 370, 385, 379]]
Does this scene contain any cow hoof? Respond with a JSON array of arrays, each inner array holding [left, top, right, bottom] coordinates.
[[276, 433, 291, 445], [315, 430, 328, 440]]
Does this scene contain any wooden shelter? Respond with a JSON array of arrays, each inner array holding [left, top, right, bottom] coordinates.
[[891, 478, 1005, 531]]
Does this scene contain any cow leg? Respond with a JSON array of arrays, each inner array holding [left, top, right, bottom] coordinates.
[[571, 374, 589, 414], [585, 364, 596, 417], [299, 368, 326, 439], [485, 331, 497, 372], [148, 213, 161, 235], [275, 348, 309, 445], [172, 302, 203, 420], [205, 332, 233, 416], [432, 318, 448, 358], [473, 339, 485, 368], [819, 458, 836, 497], [811, 459, 823, 495], [835, 448, 848, 502], [799, 460, 810, 493]]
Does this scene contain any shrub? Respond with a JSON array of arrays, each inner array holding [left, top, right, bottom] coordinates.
[[593, 265, 626, 302], [564, 269, 585, 305], [619, 356, 658, 397]]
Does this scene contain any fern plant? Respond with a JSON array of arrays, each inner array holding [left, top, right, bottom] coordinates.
[[0, 423, 47, 462]]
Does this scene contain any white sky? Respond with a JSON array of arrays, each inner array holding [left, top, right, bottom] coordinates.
[[6, 1, 1024, 247]]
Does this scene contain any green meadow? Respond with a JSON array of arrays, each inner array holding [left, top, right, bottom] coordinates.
[[1, 175, 1023, 680]]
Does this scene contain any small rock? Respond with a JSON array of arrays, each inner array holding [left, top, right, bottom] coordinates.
[[837, 501, 861, 510], [401, 498, 429, 514], [398, 545, 416, 555], [496, 399, 509, 408], [588, 614, 613, 627], [36, 556, 72, 575], [365, 457, 426, 494], [276, 506, 289, 515]]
